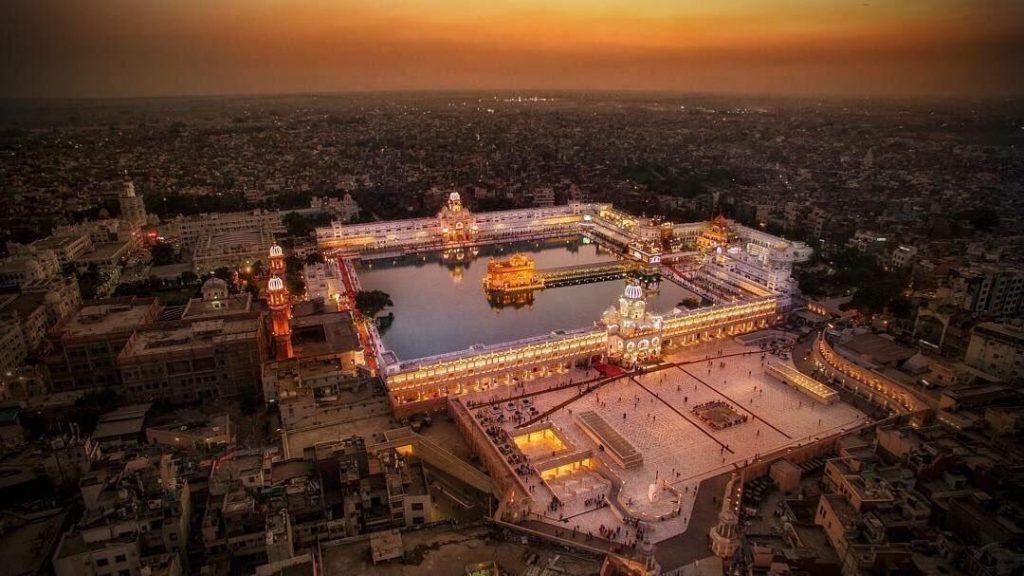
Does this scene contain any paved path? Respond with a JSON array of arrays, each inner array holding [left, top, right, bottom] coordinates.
[[630, 376, 733, 453], [654, 472, 729, 571], [675, 366, 793, 440]]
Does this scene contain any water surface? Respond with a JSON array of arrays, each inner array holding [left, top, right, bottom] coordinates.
[[356, 237, 698, 360]]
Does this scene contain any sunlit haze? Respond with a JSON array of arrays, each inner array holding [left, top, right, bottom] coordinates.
[[3, 0, 1023, 99]]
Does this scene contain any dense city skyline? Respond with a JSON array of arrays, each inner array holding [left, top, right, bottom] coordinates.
[[2, 4, 1023, 576], [3, 0, 1024, 99]]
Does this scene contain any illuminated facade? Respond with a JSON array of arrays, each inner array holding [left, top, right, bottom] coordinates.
[[267, 276, 293, 360], [268, 243, 286, 276], [481, 253, 542, 293], [438, 192, 478, 244], [310, 200, 810, 415], [384, 295, 779, 415], [812, 333, 929, 414], [316, 196, 591, 254], [600, 281, 663, 368], [118, 173, 148, 232]]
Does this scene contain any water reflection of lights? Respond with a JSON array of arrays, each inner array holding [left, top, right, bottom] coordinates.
[[450, 266, 464, 284]]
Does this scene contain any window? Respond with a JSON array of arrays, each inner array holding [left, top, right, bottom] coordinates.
[[115, 554, 127, 563], [411, 502, 424, 511], [97, 558, 110, 567]]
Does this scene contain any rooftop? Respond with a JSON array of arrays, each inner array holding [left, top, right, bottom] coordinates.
[[92, 403, 152, 440], [840, 333, 915, 366], [79, 240, 129, 262], [0, 509, 68, 576], [33, 233, 87, 250], [290, 306, 360, 357], [181, 293, 252, 321], [122, 318, 260, 357], [823, 493, 860, 529], [61, 297, 158, 339], [974, 322, 1024, 346], [0, 291, 46, 320]]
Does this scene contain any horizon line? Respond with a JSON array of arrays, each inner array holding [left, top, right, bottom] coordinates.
[[5, 86, 1024, 106]]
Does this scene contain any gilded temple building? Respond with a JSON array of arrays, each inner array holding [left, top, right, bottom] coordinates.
[[482, 253, 542, 293]]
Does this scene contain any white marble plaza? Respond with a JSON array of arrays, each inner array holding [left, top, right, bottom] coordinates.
[[463, 338, 869, 544]]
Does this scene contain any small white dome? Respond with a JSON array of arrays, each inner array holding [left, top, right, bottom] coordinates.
[[269, 244, 283, 258], [201, 277, 229, 301], [624, 284, 643, 300], [268, 277, 284, 291]]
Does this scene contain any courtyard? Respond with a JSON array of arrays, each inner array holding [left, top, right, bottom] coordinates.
[[462, 337, 869, 544]]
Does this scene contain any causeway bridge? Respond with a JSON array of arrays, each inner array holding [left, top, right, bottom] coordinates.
[[535, 260, 658, 288]]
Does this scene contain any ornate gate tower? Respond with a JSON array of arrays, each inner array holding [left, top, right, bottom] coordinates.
[[267, 276, 293, 359], [600, 280, 664, 368], [437, 192, 477, 245]]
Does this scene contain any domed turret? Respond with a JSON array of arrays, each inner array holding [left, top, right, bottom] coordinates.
[[268, 276, 284, 292], [268, 243, 286, 276], [624, 283, 643, 300], [201, 277, 229, 301]]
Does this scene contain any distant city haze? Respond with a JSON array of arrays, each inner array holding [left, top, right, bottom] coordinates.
[[2, 0, 1023, 99]]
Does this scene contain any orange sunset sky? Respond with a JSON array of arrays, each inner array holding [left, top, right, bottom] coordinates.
[[2, 0, 1022, 99]]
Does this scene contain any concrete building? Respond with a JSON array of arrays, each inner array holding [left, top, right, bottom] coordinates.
[[303, 259, 343, 304], [52, 453, 189, 576], [0, 316, 28, 376], [32, 229, 94, 267], [0, 292, 49, 354], [118, 317, 266, 403], [532, 186, 556, 207], [146, 414, 232, 451], [119, 175, 148, 232], [264, 301, 364, 422], [171, 210, 285, 252], [90, 403, 152, 448], [0, 245, 60, 289], [311, 194, 361, 223], [964, 322, 1024, 382], [77, 241, 131, 273], [44, 297, 162, 392], [948, 264, 1024, 319], [22, 275, 83, 329], [891, 245, 918, 269], [180, 279, 252, 322]]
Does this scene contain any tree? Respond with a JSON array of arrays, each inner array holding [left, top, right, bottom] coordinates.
[[305, 252, 325, 265], [965, 208, 1000, 232], [250, 260, 265, 277], [150, 241, 175, 266], [283, 211, 313, 237], [285, 274, 305, 295], [355, 290, 394, 318], [214, 267, 233, 282], [180, 270, 198, 285], [285, 255, 303, 274], [74, 387, 119, 433]]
